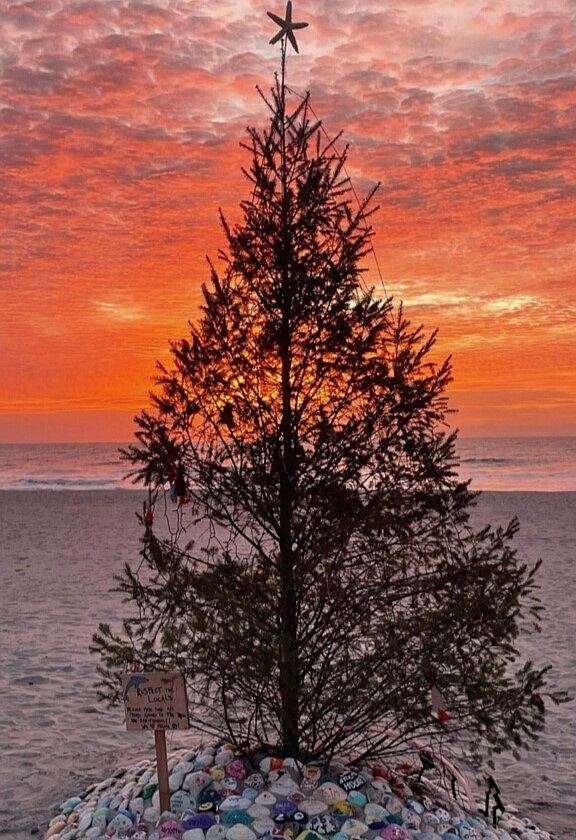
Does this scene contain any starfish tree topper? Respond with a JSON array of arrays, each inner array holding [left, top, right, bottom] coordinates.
[[267, 1, 309, 54]]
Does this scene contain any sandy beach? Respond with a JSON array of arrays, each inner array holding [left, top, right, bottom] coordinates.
[[1, 489, 575, 839]]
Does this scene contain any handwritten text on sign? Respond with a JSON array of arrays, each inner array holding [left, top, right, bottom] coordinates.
[[121, 671, 190, 731]]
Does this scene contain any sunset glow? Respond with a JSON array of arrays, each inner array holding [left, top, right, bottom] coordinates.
[[1, 0, 575, 442]]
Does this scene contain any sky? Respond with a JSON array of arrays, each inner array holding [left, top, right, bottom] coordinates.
[[1, 0, 575, 443]]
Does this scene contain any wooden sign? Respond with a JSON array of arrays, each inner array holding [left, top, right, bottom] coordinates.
[[121, 671, 190, 731]]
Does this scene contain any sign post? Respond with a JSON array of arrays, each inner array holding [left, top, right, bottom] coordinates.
[[121, 671, 190, 814]]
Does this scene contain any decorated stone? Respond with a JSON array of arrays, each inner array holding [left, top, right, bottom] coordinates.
[[458, 826, 479, 840], [347, 791, 366, 808], [170, 791, 192, 815], [316, 784, 347, 806], [298, 798, 328, 816], [226, 760, 248, 780], [363, 804, 388, 828], [183, 813, 216, 830], [169, 771, 186, 791], [338, 818, 369, 838], [226, 825, 257, 840], [295, 830, 324, 840], [158, 819, 183, 838], [254, 791, 276, 806], [198, 788, 222, 809], [337, 772, 365, 793], [184, 772, 213, 796], [249, 805, 275, 820], [422, 812, 440, 827], [207, 825, 230, 840], [269, 774, 300, 796], [245, 773, 266, 791], [400, 808, 420, 831], [76, 810, 94, 834], [215, 749, 236, 766], [330, 801, 353, 819], [382, 795, 403, 816], [273, 799, 298, 817], [44, 820, 67, 838], [220, 795, 252, 812], [378, 826, 413, 840], [308, 814, 339, 835], [183, 830, 206, 840], [91, 806, 110, 827], [252, 818, 276, 836], [223, 809, 254, 826], [222, 777, 241, 796], [130, 796, 145, 816]]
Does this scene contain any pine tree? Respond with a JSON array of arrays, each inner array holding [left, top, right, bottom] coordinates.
[[92, 68, 559, 763]]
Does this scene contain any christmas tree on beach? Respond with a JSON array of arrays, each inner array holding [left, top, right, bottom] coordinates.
[[93, 2, 560, 766]]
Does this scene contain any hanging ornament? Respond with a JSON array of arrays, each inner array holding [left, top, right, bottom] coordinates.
[[430, 685, 451, 722]]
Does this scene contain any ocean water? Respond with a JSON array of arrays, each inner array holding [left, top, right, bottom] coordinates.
[[1, 437, 575, 491]]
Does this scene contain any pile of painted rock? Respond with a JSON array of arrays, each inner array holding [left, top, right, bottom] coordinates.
[[44, 744, 552, 840]]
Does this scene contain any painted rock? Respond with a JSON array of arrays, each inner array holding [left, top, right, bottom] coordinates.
[[183, 831, 207, 840], [143, 782, 159, 800], [226, 760, 248, 781], [269, 774, 300, 797], [379, 827, 413, 840], [299, 799, 328, 816], [256, 791, 277, 807], [220, 795, 252, 812], [45, 821, 67, 838], [170, 771, 186, 792], [183, 813, 216, 830], [458, 827, 479, 840], [215, 749, 236, 766], [296, 831, 325, 840], [382, 795, 403, 816], [252, 818, 276, 836], [130, 796, 145, 816], [171, 791, 192, 815], [245, 773, 266, 791], [185, 772, 213, 796], [226, 825, 257, 840], [159, 820, 184, 838], [207, 826, 230, 840], [337, 773, 365, 793], [222, 809, 254, 826], [60, 797, 83, 812], [339, 819, 369, 837], [347, 792, 366, 808], [363, 804, 388, 828], [249, 805, 274, 820], [400, 808, 421, 831], [107, 812, 135, 834], [308, 815, 340, 835], [331, 800, 353, 820], [91, 807, 110, 827], [316, 784, 348, 806], [76, 811, 94, 834]]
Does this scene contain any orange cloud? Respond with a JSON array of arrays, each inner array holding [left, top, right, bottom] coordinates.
[[1, 0, 574, 441]]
